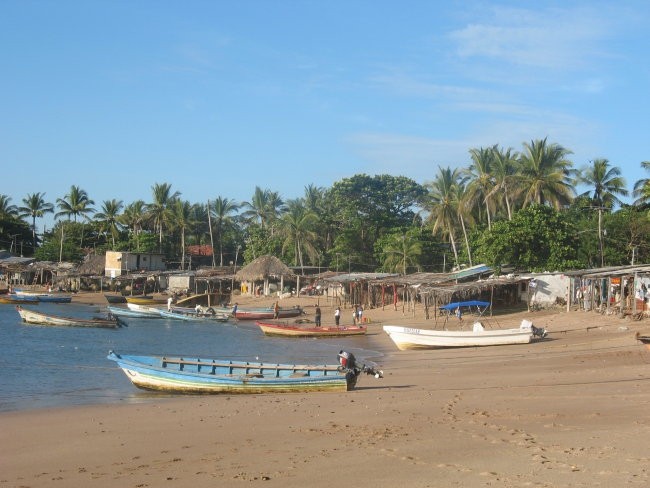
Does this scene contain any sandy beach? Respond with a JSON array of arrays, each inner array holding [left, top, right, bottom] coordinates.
[[2, 293, 650, 487]]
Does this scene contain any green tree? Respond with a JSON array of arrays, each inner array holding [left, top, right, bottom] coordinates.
[[327, 174, 426, 269], [632, 161, 650, 206], [575, 158, 628, 266], [17, 192, 54, 253], [94, 199, 124, 250], [146, 183, 180, 253], [518, 138, 575, 209], [474, 205, 582, 272], [120, 200, 147, 252], [466, 146, 496, 230], [278, 199, 319, 272], [170, 199, 196, 270], [210, 196, 240, 266], [379, 231, 422, 274], [423, 167, 462, 267], [55, 185, 95, 254]]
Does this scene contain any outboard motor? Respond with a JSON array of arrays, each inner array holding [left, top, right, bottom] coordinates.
[[531, 325, 548, 339], [338, 350, 383, 379]]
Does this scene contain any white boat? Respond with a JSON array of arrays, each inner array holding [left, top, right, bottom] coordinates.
[[126, 302, 164, 316], [382, 320, 546, 350]]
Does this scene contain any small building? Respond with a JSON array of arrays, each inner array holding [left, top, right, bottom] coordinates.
[[105, 251, 166, 278]]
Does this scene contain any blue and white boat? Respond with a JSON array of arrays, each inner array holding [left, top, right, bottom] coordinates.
[[107, 305, 161, 319], [107, 350, 382, 394]]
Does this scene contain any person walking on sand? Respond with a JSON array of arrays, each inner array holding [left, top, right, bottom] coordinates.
[[357, 305, 363, 324], [334, 306, 341, 326], [455, 306, 463, 323], [273, 301, 279, 319], [315, 305, 321, 327]]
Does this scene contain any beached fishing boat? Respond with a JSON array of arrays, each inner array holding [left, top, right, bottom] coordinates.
[[0, 294, 39, 304], [383, 320, 547, 350], [227, 306, 304, 320], [107, 350, 382, 394], [16, 305, 121, 328], [125, 296, 167, 305], [126, 302, 164, 316], [104, 293, 127, 304], [107, 305, 160, 319], [158, 307, 231, 322], [12, 290, 72, 303], [256, 320, 367, 337]]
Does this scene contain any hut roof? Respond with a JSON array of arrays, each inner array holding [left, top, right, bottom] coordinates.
[[235, 255, 294, 281]]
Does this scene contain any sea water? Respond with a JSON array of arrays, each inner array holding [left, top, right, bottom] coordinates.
[[0, 302, 382, 412]]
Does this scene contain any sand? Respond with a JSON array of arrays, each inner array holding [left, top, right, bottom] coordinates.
[[2, 292, 650, 487]]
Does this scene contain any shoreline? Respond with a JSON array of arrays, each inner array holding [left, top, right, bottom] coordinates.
[[3, 297, 650, 487]]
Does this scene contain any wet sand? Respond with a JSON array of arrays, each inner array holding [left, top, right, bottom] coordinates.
[[2, 293, 649, 487]]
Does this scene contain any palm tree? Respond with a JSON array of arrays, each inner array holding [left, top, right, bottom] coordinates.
[[55, 185, 95, 251], [575, 158, 628, 266], [241, 186, 270, 228], [278, 199, 319, 273], [17, 192, 54, 252], [120, 200, 147, 251], [632, 161, 650, 206], [423, 166, 462, 267], [94, 199, 124, 249], [489, 146, 519, 220], [210, 196, 240, 266], [466, 146, 496, 230], [55, 185, 95, 222], [382, 233, 422, 275], [453, 179, 474, 267], [518, 138, 575, 209], [146, 183, 180, 253], [0, 194, 18, 219], [170, 199, 195, 270]]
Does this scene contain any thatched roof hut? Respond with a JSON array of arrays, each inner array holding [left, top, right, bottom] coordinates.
[[235, 255, 294, 296]]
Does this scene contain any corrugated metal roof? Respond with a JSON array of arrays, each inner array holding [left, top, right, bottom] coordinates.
[[448, 264, 492, 281]]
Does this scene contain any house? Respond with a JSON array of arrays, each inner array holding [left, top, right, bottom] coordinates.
[[104, 251, 166, 278]]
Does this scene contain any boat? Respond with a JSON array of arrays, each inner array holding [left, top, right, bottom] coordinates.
[[107, 350, 382, 394], [126, 302, 164, 316], [158, 307, 231, 322], [228, 305, 304, 320], [125, 296, 167, 305], [104, 293, 127, 304], [0, 294, 39, 304], [382, 320, 547, 350], [12, 290, 72, 303], [107, 305, 160, 319], [256, 320, 367, 337], [16, 305, 121, 328]]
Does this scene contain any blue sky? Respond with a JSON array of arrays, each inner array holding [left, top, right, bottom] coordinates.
[[2, 1, 649, 231]]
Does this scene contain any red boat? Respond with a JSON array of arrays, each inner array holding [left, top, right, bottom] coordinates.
[[256, 320, 367, 337]]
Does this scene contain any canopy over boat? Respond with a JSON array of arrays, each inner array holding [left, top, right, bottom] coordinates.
[[439, 300, 491, 311]]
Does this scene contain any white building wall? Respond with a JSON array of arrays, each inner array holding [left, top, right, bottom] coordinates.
[[520, 273, 569, 307]]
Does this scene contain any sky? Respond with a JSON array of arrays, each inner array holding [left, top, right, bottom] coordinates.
[[2, 0, 649, 231]]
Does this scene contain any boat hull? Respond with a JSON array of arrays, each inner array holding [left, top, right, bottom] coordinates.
[[107, 351, 355, 394], [12, 290, 71, 303], [16, 306, 120, 328], [125, 296, 167, 305], [234, 307, 304, 320], [107, 305, 160, 319], [0, 295, 39, 304], [126, 303, 164, 316], [158, 308, 230, 322], [383, 325, 533, 350], [256, 321, 367, 337]]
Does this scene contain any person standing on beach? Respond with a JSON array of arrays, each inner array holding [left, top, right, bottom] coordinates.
[[273, 301, 279, 319], [315, 305, 321, 327], [334, 306, 341, 326], [357, 305, 363, 324], [167, 296, 173, 311]]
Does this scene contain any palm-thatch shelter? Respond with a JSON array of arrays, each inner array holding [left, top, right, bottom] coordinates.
[[235, 255, 295, 297]]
